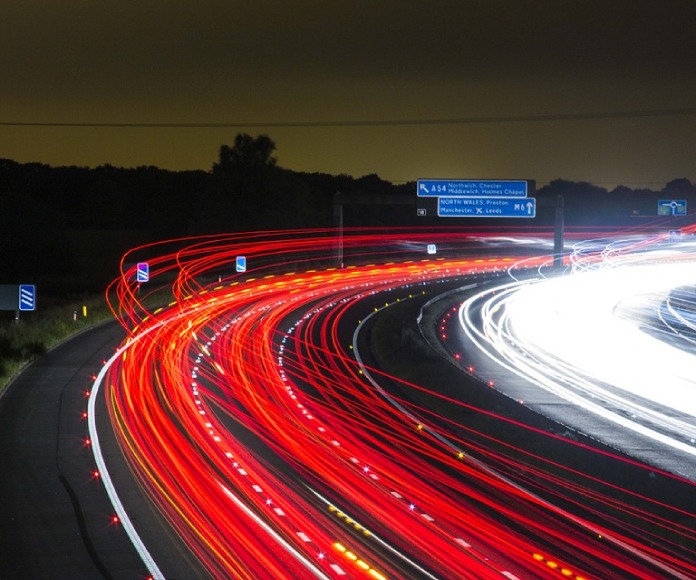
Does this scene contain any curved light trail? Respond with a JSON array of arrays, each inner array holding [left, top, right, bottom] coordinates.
[[89, 227, 696, 579], [459, 236, 696, 461]]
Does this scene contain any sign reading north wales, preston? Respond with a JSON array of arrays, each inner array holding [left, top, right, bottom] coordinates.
[[438, 197, 536, 218]]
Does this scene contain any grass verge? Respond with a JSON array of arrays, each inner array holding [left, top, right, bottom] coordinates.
[[0, 294, 115, 395]]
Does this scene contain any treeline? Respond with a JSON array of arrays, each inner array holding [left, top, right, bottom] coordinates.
[[1, 133, 694, 295], [0, 135, 408, 294], [537, 177, 696, 226]]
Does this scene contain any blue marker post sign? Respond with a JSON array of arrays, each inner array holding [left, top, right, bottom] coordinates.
[[438, 197, 536, 218], [19, 284, 36, 311], [136, 262, 150, 283], [418, 179, 529, 198], [236, 256, 247, 273]]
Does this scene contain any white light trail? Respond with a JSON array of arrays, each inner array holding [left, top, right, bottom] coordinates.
[[459, 248, 696, 459]]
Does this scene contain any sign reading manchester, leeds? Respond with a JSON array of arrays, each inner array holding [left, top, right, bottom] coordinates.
[[418, 179, 529, 198], [438, 197, 536, 218]]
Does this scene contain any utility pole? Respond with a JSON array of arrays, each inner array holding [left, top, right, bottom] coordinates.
[[333, 192, 344, 268], [554, 194, 565, 270], [333, 191, 415, 268]]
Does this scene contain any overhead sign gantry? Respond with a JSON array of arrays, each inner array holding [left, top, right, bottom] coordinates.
[[415, 178, 564, 269]]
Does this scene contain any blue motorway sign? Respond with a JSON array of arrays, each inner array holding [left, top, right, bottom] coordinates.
[[19, 284, 36, 311], [418, 179, 529, 198], [438, 197, 536, 218], [136, 262, 150, 283], [236, 256, 247, 273], [658, 199, 687, 216]]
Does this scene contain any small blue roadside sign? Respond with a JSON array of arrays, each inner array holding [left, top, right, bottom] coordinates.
[[236, 256, 247, 273], [136, 262, 150, 283], [438, 197, 536, 218], [19, 284, 36, 311], [657, 199, 687, 216], [668, 229, 682, 242], [418, 179, 529, 198]]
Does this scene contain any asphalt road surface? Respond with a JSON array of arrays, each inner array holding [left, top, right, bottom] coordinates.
[[3, 273, 696, 579], [0, 321, 198, 580]]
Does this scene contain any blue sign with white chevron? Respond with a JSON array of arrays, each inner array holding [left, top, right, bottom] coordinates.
[[136, 262, 150, 282], [19, 284, 36, 311]]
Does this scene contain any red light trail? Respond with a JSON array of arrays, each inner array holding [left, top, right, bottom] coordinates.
[[88, 227, 696, 579]]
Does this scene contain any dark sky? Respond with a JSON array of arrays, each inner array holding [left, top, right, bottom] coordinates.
[[2, 1, 696, 187]]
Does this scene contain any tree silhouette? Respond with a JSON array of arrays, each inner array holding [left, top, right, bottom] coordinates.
[[215, 134, 277, 173], [200, 134, 280, 231], [663, 178, 696, 196]]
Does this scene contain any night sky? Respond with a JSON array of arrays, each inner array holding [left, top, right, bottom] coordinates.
[[3, 1, 696, 187]]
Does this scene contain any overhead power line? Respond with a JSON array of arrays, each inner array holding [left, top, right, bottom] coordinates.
[[2, 107, 696, 128]]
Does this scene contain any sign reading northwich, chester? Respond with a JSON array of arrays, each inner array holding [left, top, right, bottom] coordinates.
[[417, 179, 529, 198]]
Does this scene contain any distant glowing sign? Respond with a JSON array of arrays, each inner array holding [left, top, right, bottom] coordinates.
[[668, 229, 682, 242], [657, 200, 687, 216], [236, 256, 247, 273]]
